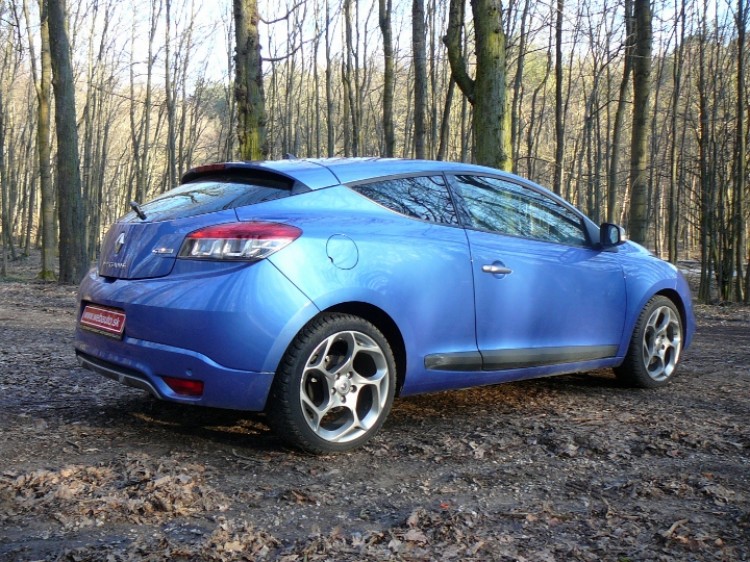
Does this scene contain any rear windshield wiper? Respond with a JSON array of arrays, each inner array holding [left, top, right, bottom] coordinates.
[[129, 201, 147, 221]]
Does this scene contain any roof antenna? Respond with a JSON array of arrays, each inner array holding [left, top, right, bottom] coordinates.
[[284, 153, 298, 160]]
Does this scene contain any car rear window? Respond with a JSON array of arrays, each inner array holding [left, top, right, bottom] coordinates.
[[124, 175, 297, 222]]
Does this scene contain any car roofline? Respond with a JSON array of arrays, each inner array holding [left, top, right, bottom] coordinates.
[[182, 157, 531, 191]]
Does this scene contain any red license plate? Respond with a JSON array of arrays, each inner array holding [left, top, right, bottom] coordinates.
[[80, 305, 126, 338]]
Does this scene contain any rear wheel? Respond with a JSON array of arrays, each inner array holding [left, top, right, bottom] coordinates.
[[267, 313, 396, 453], [615, 295, 683, 388]]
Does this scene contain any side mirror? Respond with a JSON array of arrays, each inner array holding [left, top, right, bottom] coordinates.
[[600, 223, 626, 248]]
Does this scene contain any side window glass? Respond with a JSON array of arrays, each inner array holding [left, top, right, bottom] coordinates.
[[352, 176, 459, 225], [450, 175, 589, 246]]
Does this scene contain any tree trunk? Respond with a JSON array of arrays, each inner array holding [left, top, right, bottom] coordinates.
[[325, 0, 335, 157], [25, 0, 56, 280], [413, 0, 427, 159], [667, 0, 685, 263], [47, 0, 88, 283], [164, 0, 177, 189], [510, 0, 530, 173], [734, 0, 746, 301], [130, 0, 160, 205], [437, 77, 455, 160], [0, 88, 8, 278], [378, 0, 395, 156], [342, 0, 360, 156], [234, 0, 267, 160], [428, 0, 439, 157], [607, 0, 633, 224], [553, 0, 564, 195], [445, 0, 511, 170], [697, 8, 712, 303], [627, 0, 652, 245], [313, 2, 322, 157]]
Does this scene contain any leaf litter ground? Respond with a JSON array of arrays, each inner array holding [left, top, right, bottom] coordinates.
[[0, 254, 748, 561]]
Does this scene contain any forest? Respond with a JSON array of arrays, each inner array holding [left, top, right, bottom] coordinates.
[[0, 0, 748, 303]]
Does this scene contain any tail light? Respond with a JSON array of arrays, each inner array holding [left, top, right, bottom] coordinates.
[[178, 221, 301, 261]]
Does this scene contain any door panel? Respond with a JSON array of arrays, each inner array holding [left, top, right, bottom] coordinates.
[[447, 173, 626, 368], [467, 231, 626, 367]]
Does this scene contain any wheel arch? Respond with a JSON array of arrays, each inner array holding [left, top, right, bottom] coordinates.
[[323, 301, 407, 395], [654, 288, 688, 339]]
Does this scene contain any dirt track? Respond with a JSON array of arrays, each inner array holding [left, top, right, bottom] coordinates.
[[0, 257, 748, 561]]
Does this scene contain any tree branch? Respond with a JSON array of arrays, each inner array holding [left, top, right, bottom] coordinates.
[[443, 0, 474, 102]]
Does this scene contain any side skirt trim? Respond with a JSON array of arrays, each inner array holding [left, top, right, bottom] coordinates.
[[425, 345, 618, 372]]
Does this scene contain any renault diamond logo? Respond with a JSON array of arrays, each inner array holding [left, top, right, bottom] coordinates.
[[114, 233, 126, 254]]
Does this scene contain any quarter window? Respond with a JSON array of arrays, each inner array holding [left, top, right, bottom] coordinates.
[[450, 175, 589, 246], [352, 175, 459, 225]]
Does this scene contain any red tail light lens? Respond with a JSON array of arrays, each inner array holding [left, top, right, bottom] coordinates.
[[162, 376, 204, 397], [178, 221, 302, 261]]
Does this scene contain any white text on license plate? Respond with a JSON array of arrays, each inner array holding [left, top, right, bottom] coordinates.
[[80, 305, 126, 338]]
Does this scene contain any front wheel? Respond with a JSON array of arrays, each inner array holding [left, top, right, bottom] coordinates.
[[615, 295, 683, 388], [267, 313, 396, 453]]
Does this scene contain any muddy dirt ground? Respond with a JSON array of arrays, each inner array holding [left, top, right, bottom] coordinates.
[[0, 254, 748, 561]]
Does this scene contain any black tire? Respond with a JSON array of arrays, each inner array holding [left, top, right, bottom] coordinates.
[[614, 295, 683, 388], [266, 313, 396, 454]]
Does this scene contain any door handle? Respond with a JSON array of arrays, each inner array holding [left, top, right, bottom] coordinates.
[[482, 264, 513, 275]]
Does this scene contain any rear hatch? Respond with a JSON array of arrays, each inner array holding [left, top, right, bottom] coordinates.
[[98, 170, 309, 280]]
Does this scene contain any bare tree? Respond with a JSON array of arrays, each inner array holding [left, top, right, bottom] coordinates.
[[734, 0, 747, 301], [627, 0, 653, 244], [378, 0, 395, 156], [0, 75, 8, 278], [47, 0, 87, 283], [553, 0, 564, 194], [129, 0, 161, 206], [445, 0, 511, 170], [342, 0, 358, 156], [412, 0, 427, 158], [666, 0, 685, 263], [164, 0, 177, 189], [325, 0, 335, 156], [607, 0, 633, 224], [509, 0, 530, 173], [234, 0, 267, 160], [21, 0, 56, 279]]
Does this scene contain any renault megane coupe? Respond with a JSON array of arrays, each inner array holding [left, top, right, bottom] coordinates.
[[74, 158, 695, 453]]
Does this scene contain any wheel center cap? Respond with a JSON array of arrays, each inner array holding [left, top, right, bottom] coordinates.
[[335, 376, 352, 395]]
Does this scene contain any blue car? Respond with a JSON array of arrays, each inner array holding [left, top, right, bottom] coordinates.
[[75, 158, 695, 453]]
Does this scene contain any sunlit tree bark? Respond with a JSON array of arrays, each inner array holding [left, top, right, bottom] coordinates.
[[234, 0, 267, 160], [445, 0, 511, 170]]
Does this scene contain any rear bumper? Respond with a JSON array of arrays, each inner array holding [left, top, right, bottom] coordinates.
[[73, 259, 320, 411], [75, 336, 274, 411]]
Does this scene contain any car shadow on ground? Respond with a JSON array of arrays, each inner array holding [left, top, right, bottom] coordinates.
[[80, 370, 627, 455], [87, 392, 284, 453]]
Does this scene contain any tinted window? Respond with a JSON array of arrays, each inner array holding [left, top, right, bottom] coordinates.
[[124, 176, 294, 222], [450, 175, 589, 246], [352, 175, 458, 225]]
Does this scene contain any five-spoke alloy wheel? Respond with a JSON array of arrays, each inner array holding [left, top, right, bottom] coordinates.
[[615, 296, 683, 388], [268, 313, 396, 453]]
